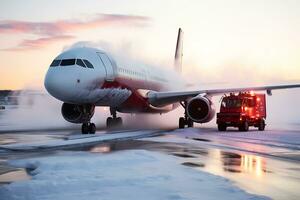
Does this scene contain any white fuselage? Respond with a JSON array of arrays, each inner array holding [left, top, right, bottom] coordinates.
[[45, 47, 185, 113]]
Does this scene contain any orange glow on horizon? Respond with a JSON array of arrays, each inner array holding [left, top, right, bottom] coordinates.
[[1, 1, 300, 90]]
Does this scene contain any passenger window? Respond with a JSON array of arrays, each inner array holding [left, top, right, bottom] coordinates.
[[61, 59, 76, 66], [76, 59, 86, 68], [50, 60, 61, 67], [83, 59, 94, 68]]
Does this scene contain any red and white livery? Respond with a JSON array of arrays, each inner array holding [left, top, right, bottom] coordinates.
[[44, 28, 300, 133]]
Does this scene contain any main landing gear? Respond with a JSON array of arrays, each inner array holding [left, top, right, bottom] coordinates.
[[179, 101, 194, 129], [106, 108, 123, 129]]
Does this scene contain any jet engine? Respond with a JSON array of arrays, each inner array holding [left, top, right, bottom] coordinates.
[[186, 95, 215, 123], [61, 103, 95, 124]]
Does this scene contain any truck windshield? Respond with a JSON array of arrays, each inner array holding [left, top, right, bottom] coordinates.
[[221, 98, 242, 108]]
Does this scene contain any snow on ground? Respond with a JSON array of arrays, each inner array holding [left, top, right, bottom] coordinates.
[[199, 129, 300, 147], [0, 150, 269, 200], [146, 128, 300, 151], [0, 130, 160, 151], [171, 128, 300, 145]]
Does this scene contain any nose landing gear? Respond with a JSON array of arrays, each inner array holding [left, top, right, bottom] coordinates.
[[80, 105, 96, 134], [82, 122, 96, 134], [106, 108, 123, 129]]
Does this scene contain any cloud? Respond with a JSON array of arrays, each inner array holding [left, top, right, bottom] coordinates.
[[0, 14, 150, 51], [0, 21, 58, 36], [3, 35, 75, 51], [0, 14, 150, 36]]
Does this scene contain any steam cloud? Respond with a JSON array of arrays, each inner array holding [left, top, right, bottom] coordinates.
[[1, 41, 299, 132]]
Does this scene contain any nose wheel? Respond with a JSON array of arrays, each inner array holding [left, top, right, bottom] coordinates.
[[106, 108, 123, 129], [82, 122, 96, 134]]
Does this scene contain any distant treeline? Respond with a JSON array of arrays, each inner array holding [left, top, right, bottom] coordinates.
[[0, 90, 22, 105], [0, 90, 22, 97]]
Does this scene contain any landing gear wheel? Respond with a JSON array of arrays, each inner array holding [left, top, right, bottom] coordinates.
[[106, 117, 123, 128], [187, 119, 194, 128], [89, 123, 96, 134], [81, 123, 89, 134], [179, 117, 185, 129], [239, 121, 249, 132], [258, 119, 265, 131], [81, 123, 96, 134], [218, 124, 227, 131], [106, 117, 113, 128], [116, 117, 123, 127], [179, 117, 193, 129], [179, 101, 195, 129]]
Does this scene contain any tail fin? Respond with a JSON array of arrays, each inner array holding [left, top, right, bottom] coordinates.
[[174, 28, 184, 73]]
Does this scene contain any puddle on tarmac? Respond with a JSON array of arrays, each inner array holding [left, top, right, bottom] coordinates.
[[86, 140, 300, 200], [0, 166, 31, 184], [0, 151, 55, 184], [1, 136, 299, 199], [172, 153, 197, 158], [182, 162, 205, 168], [191, 138, 211, 142]]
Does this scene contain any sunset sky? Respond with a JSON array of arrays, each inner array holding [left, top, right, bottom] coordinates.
[[0, 0, 300, 90]]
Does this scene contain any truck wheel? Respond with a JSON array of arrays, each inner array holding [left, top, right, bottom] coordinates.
[[239, 121, 249, 132], [258, 119, 265, 131], [218, 124, 227, 131]]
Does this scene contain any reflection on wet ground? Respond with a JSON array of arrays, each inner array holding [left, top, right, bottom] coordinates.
[[86, 140, 269, 177], [0, 130, 299, 200], [0, 169, 30, 184], [86, 140, 300, 200], [0, 162, 31, 184]]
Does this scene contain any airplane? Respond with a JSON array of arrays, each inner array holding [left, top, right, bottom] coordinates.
[[44, 28, 300, 134]]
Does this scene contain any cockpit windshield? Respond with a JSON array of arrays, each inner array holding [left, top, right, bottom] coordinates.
[[221, 98, 242, 108], [50, 59, 94, 68], [50, 60, 61, 67], [60, 59, 76, 66], [83, 59, 94, 68], [76, 59, 86, 68]]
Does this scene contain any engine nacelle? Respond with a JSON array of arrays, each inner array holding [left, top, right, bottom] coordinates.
[[61, 103, 95, 124], [186, 95, 215, 123]]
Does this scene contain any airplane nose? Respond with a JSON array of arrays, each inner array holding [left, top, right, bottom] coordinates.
[[44, 69, 79, 102]]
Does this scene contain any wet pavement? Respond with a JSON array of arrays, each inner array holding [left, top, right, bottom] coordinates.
[[0, 128, 299, 200], [86, 138, 300, 200]]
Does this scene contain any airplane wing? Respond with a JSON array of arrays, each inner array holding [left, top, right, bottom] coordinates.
[[148, 83, 300, 107]]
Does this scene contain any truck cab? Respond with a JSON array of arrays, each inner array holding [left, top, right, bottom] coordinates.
[[216, 92, 266, 131]]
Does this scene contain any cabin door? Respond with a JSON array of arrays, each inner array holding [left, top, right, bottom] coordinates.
[[97, 53, 114, 81]]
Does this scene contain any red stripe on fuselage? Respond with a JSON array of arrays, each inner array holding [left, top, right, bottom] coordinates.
[[101, 77, 172, 113]]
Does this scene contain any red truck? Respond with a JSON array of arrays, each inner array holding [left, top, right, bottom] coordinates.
[[216, 92, 266, 131]]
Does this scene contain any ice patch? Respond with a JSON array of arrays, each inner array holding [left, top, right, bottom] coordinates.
[[0, 150, 269, 200]]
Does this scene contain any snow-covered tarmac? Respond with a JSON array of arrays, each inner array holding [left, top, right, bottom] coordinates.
[[0, 127, 299, 200], [0, 149, 270, 200]]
